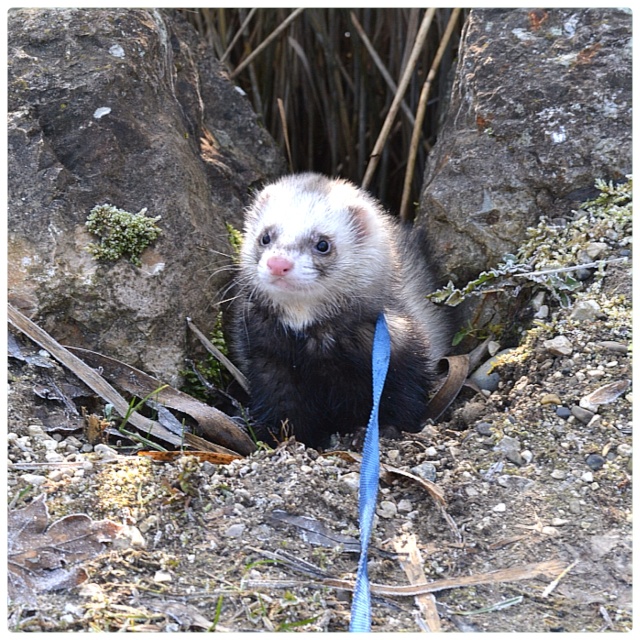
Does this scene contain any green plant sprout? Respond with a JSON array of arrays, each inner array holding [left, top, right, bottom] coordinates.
[[85, 203, 162, 266], [117, 384, 170, 451]]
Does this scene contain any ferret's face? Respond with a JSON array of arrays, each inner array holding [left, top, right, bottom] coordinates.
[[240, 174, 390, 329]]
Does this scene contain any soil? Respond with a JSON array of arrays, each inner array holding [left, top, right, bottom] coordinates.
[[6, 213, 632, 632]]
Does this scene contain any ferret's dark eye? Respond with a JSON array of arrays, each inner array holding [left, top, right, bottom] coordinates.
[[315, 239, 330, 254], [260, 233, 271, 246]]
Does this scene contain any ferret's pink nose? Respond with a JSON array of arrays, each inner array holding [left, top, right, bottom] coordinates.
[[267, 256, 294, 277]]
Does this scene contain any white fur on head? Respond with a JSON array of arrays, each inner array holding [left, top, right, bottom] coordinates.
[[241, 173, 393, 330]]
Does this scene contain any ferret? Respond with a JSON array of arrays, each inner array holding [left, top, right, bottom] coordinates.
[[230, 172, 456, 448]]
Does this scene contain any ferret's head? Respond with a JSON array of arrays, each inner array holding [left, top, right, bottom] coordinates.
[[240, 173, 393, 330]]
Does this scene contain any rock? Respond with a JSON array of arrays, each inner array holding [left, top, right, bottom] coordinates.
[[21, 474, 47, 486], [475, 422, 494, 436], [556, 406, 572, 419], [7, 8, 285, 382], [534, 305, 549, 319], [94, 443, 119, 461], [543, 336, 573, 357], [571, 300, 602, 321], [596, 341, 629, 354], [417, 8, 631, 286], [470, 349, 514, 391], [585, 453, 606, 471], [460, 401, 487, 426], [495, 435, 523, 465], [377, 501, 398, 519], [410, 462, 437, 483], [616, 443, 632, 458], [578, 242, 609, 262], [487, 341, 501, 356], [540, 393, 562, 406], [497, 475, 535, 491], [224, 523, 246, 538], [339, 472, 360, 494], [571, 405, 595, 424]]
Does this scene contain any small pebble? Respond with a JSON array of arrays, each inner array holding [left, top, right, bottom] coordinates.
[[556, 406, 572, 419], [541, 393, 562, 405], [543, 335, 573, 357], [377, 501, 398, 519], [581, 241, 609, 260], [568, 499, 582, 514], [410, 462, 437, 482], [596, 341, 628, 354], [224, 523, 246, 538], [339, 472, 360, 493], [153, 570, 172, 583], [27, 425, 46, 437], [487, 341, 501, 356], [570, 299, 602, 322], [497, 475, 535, 491], [571, 405, 595, 424], [521, 450, 533, 464], [493, 503, 506, 512], [21, 473, 47, 486], [495, 435, 521, 457], [470, 350, 514, 392], [534, 304, 549, 319], [460, 402, 487, 426], [585, 453, 606, 470], [397, 499, 413, 513], [587, 414, 602, 430], [574, 267, 594, 281], [551, 469, 567, 480], [94, 443, 119, 461], [616, 443, 632, 458], [475, 422, 494, 436]]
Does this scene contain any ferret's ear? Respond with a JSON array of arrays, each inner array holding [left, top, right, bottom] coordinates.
[[347, 203, 379, 241], [253, 188, 272, 210]]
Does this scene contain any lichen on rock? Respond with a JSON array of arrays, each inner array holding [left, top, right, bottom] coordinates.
[[85, 204, 162, 267]]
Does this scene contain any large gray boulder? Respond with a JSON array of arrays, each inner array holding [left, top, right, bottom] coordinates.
[[8, 8, 286, 382], [417, 8, 632, 285]]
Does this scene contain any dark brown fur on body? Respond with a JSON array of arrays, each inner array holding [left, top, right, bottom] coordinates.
[[231, 173, 455, 449]]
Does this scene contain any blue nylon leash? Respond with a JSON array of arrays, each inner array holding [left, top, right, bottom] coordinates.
[[349, 313, 391, 632]]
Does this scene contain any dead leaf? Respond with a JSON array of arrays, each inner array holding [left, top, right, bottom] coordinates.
[[268, 509, 392, 555], [8, 304, 183, 448], [65, 345, 256, 456], [393, 533, 441, 631], [8, 494, 124, 604], [138, 450, 241, 464]]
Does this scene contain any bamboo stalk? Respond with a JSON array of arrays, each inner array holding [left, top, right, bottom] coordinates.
[[220, 7, 257, 64], [349, 11, 416, 129], [362, 8, 437, 190], [400, 8, 462, 221], [229, 8, 305, 80]]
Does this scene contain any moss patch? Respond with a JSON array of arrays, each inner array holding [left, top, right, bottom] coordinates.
[[85, 204, 162, 267]]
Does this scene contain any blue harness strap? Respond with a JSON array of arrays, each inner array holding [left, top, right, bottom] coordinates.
[[349, 313, 391, 632]]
